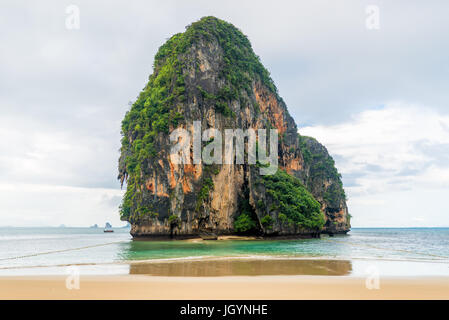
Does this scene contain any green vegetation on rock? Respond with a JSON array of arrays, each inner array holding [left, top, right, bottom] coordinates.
[[234, 213, 258, 233], [118, 16, 280, 221], [117, 16, 349, 237], [260, 169, 325, 230], [196, 177, 214, 211], [234, 196, 259, 234], [298, 135, 346, 209], [155, 16, 278, 98], [260, 215, 274, 230], [119, 48, 186, 221]]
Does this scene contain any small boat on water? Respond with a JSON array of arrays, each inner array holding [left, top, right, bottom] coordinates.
[[103, 222, 114, 233]]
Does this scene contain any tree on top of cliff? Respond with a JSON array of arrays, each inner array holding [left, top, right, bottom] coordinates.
[[153, 16, 278, 96]]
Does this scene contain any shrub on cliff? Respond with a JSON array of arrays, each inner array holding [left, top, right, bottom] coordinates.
[[234, 213, 258, 233], [298, 135, 346, 209], [261, 170, 325, 230]]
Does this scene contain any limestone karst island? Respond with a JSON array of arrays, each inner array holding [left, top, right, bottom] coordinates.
[[3, 2, 449, 303], [118, 17, 350, 239]]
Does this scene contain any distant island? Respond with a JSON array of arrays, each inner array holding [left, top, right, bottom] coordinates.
[[117, 17, 350, 239]]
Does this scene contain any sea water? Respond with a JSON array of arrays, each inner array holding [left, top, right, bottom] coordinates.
[[0, 227, 448, 276]]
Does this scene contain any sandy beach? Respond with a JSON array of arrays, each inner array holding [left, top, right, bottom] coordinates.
[[1, 229, 448, 300], [1, 275, 448, 300]]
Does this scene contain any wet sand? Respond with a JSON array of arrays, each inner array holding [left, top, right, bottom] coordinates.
[[0, 275, 448, 299], [1, 258, 448, 299], [128, 258, 353, 276]]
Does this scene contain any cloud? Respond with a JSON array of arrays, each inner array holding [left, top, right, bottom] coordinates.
[[0, 1, 448, 226], [0, 183, 124, 227], [0, 114, 120, 189], [301, 103, 449, 227]]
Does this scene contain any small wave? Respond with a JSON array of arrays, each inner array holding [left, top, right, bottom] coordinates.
[[0, 254, 448, 276]]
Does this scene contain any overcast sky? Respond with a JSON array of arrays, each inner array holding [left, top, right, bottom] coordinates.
[[0, 0, 448, 227]]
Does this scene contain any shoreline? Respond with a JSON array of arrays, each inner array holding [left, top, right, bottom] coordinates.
[[115, 234, 336, 243], [1, 255, 449, 278], [0, 275, 448, 300], [133, 235, 308, 241], [2, 253, 448, 269], [131, 233, 348, 241]]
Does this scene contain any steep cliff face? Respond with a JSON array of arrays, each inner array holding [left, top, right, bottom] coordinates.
[[118, 17, 350, 238], [298, 136, 351, 234]]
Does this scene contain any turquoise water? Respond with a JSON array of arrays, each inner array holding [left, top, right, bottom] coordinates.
[[0, 227, 448, 276], [120, 228, 449, 262]]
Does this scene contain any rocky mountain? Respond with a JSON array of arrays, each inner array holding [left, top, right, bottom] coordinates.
[[118, 17, 350, 238]]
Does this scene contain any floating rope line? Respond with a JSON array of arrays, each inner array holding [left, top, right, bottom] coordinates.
[[321, 237, 449, 260], [0, 240, 129, 262]]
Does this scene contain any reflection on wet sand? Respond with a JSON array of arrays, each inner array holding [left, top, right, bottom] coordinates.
[[129, 258, 352, 276]]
